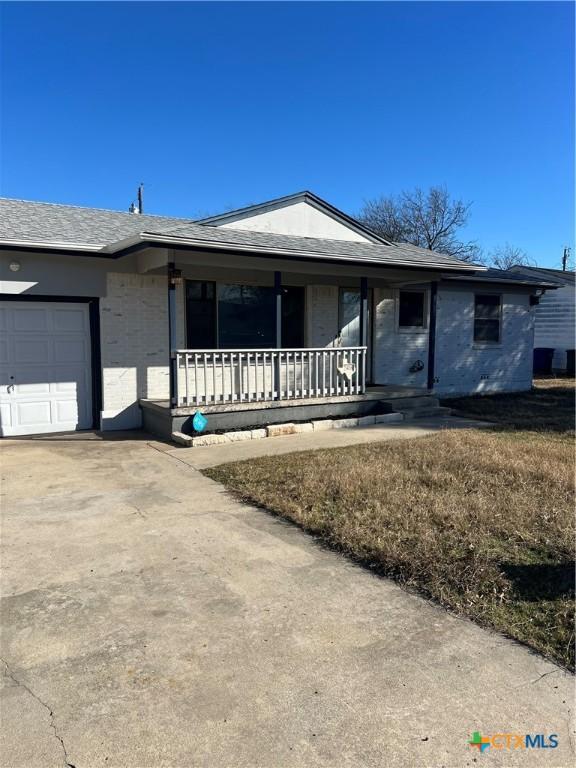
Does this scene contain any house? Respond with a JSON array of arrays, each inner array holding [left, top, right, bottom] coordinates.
[[0, 191, 557, 438], [510, 265, 575, 372]]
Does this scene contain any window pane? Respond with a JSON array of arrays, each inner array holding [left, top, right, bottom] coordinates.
[[474, 295, 501, 341], [218, 285, 275, 348], [475, 294, 501, 319], [399, 291, 425, 327], [474, 319, 500, 343], [282, 286, 305, 348], [339, 289, 361, 346], [186, 280, 216, 348]]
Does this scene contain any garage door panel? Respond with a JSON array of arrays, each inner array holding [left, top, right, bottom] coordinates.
[[14, 338, 51, 364], [0, 301, 93, 436], [53, 309, 88, 332], [55, 400, 80, 422], [0, 403, 12, 429], [54, 338, 88, 363], [16, 401, 52, 426], [13, 308, 49, 332], [15, 381, 52, 395]]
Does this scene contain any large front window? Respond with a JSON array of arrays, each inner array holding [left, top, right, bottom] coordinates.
[[186, 281, 305, 349]]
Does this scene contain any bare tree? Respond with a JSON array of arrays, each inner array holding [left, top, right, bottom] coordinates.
[[489, 243, 535, 271], [358, 185, 482, 262]]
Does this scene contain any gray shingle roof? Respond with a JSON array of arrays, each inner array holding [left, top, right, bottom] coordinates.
[[443, 267, 560, 288], [509, 265, 575, 286], [0, 196, 488, 273], [139, 221, 478, 270], [0, 197, 192, 246]]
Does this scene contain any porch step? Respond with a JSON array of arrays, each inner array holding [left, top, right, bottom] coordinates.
[[379, 395, 441, 411], [396, 405, 452, 420], [378, 394, 451, 421]]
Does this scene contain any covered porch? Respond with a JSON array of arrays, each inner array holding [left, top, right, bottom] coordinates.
[[131, 242, 449, 437]]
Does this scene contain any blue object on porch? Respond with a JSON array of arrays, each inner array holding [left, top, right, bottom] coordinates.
[[192, 411, 208, 433]]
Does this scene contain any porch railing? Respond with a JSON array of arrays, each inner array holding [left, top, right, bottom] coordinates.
[[173, 347, 367, 407]]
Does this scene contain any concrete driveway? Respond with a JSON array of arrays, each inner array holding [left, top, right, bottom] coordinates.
[[1, 434, 573, 768]]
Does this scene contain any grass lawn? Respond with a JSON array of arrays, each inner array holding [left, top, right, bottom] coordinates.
[[206, 378, 575, 670]]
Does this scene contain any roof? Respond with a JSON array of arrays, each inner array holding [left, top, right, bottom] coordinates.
[[195, 190, 391, 244], [130, 220, 481, 271], [0, 196, 482, 272], [0, 197, 193, 248], [509, 265, 575, 286], [443, 267, 560, 289]]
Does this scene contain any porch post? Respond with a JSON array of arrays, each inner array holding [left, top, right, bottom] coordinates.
[[168, 260, 179, 407], [427, 281, 438, 391], [359, 277, 368, 389], [274, 271, 282, 399], [359, 277, 368, 347]]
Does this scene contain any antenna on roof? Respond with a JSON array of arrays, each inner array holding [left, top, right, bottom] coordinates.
[[128, 184, 144, 214], [562, 246, 571, 272]]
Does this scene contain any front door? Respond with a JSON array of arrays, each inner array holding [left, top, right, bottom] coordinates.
[[338, 288, 372, 382]]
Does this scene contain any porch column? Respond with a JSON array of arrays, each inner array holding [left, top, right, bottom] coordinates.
[[359, 277, 368, 347], [168, 261, 180, 407], [274, 271, 282, 399], [274, 271, 282, 346], [427, 281, 438, 390]]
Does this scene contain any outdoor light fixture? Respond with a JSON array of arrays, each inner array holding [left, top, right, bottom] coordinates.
[[9, 261, 21, 272], [169, 267, 183, 286]]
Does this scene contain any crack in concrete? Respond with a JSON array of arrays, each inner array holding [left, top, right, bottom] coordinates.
[[1, 658, 76, 768]]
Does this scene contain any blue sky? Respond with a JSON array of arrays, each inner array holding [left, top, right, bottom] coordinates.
[[1, 1, 573, 267]]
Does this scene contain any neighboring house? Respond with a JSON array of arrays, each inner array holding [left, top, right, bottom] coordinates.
[[0, 191, 557, 438], [510, 265, 575, 371]]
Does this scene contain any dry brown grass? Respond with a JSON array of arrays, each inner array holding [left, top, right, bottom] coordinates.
[[207, 381, 575, 670]]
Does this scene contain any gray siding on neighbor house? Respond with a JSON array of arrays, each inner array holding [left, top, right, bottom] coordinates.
[[532, 284, 575, 370]]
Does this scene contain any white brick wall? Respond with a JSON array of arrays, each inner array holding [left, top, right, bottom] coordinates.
[[372, 288, 430, 388], [100, 272, 185, 429], [434, 288, 534, 396], [372, 285, 534, 396], [306, 286, 339, 347]]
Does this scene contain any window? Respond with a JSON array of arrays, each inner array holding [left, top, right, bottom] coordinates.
[[186, 281, 306, 349], [474, 294, 501, 343], [218, 285, 276, 348], [186, 281, 216, 348], [398, 290, 425, 328]]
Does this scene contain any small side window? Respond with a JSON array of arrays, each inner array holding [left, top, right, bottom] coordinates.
[[474, 294, 501, 343], [399, 290, 425, 328]]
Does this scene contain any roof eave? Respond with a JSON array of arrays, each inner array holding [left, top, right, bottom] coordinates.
[[106, 232, 484, 272]]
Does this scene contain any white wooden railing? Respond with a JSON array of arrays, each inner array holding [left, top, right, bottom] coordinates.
[[174, 347, 367, 407]]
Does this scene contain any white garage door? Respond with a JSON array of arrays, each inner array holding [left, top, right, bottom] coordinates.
[[0, 301, 93, 436]]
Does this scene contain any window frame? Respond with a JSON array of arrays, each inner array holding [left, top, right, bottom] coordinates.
[[396, 288, 428, 333], [185, 279, 307, 350], [473, 292, 503, 346]]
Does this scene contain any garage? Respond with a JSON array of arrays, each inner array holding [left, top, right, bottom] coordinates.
[[0, 300, 94, 436]]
